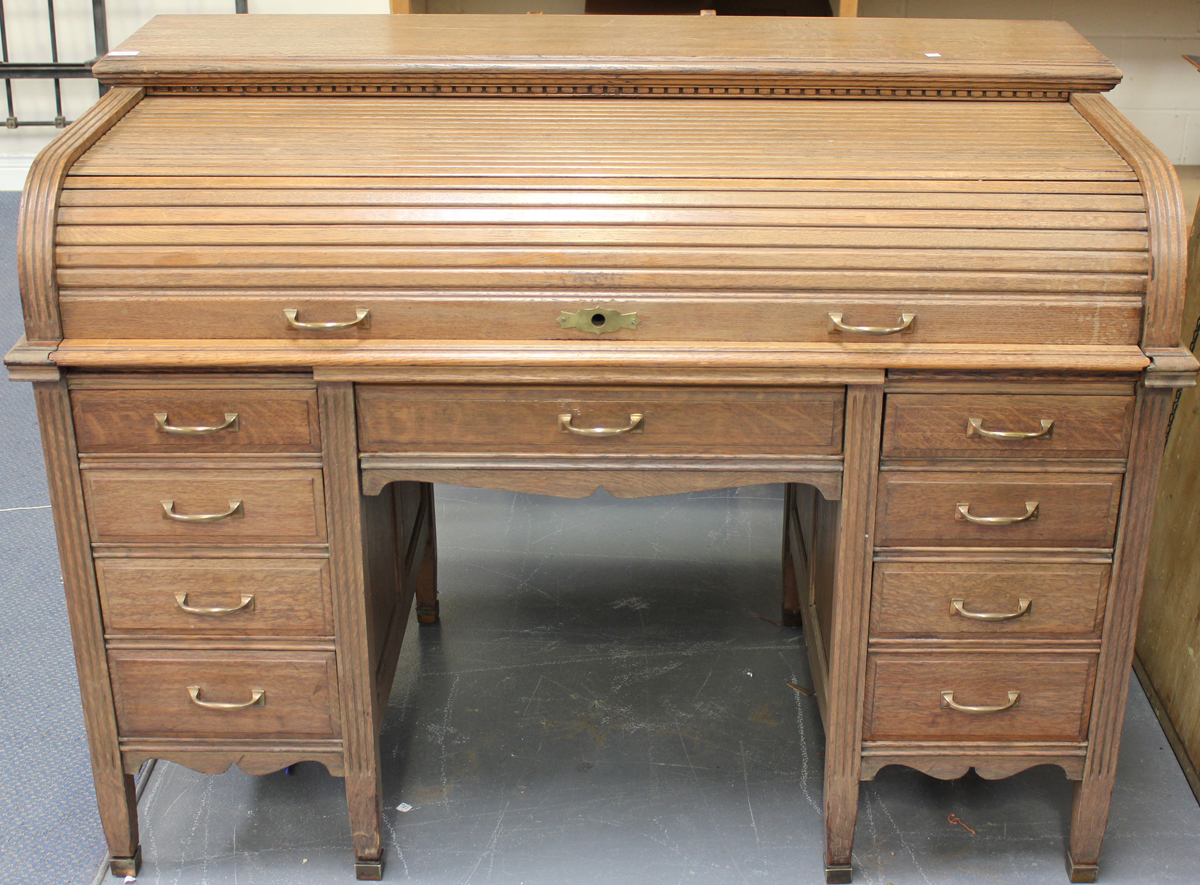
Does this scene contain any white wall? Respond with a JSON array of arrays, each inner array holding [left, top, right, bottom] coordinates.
[[1, 0, 1197, 188]]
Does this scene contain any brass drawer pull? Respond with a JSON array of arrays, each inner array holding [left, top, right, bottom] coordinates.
[[951, 597, 1032, 621], [827, 311, 915, 336], [174, 592, 255, 615], [187, 685, 266, 710], [154, 411, 239, 436], [955, 501, 1038, 525], [161, 499, 244, 523], [558, 412, 644, 437], [967, 417, 1054, 440], [940, 689, 1020, 715], [283, 307, 370, 331]]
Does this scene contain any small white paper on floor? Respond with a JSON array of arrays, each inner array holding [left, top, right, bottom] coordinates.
[[397, 802, 414, 812]]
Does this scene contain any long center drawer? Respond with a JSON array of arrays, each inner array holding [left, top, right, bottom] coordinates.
[[356, 385, 845, 456]]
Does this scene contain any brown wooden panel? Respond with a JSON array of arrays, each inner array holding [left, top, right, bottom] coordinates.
[[96, 558, 333, 636], [89, 16, 1120, 92], [72, 388, 320, 453], [55, 223, 1149, 251], [57, 294, 1144, 347], [60, 175, 1147, 194], [882, 393, 1135, 460], [875, 471, 1123, 548], [863, 653, 1096, 741], [54, 266, 1148, 295], [57, 204, 1149, 231], [55, 244, 1151, 275], [108, 649, 340, 739], [57, 188, 1150, 213], [82, 468, 327, 544], [870, 561, 1110, 638], [356, 385, 844, 456], [71, 98, 1132, 180]]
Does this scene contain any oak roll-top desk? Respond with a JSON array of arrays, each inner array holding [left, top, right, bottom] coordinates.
[[5, 13, 1197, 883]]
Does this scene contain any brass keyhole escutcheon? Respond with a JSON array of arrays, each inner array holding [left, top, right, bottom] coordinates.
[[558, 306, 640, 335]]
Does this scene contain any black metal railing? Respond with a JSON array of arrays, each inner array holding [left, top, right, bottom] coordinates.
[[0, 0, 246, 129]]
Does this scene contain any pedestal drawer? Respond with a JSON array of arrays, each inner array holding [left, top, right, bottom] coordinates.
[[882, 393, 1135, 460], [97, 558, 333, 636], [863, 653, 1096, 741], [72, 387, 320, 454], [870, 561, 1110, 639], [356, 385, 844, 456], [109, 649, 341, 739], [82, 468, 327, 544], [875, 471, 1122, 548]]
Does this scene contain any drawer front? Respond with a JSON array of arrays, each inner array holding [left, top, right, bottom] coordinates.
[[58, 295, 1143, 347], [870, 562, 1110, 638], [83, 468, 327, 544], [72, 388, 320, 453], [863, 653, 1096, 741], [875, 472, 1123, 548], [357, 386, 844, 456], [109, 649, 340, 739], [882, 394, 1135, 460], [97, 558, 332, 636]]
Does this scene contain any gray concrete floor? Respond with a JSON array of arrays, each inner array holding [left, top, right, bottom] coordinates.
[[112, 485, 1200, 885]]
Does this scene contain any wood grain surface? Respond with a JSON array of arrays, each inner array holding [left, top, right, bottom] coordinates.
[[356, 385, 843, 455], [863, 652, 1096, 741], [55, 296, 1145, 348], [96, 558, 333, 637], [875, 471, 1123, 548], [108, 648, 341, 738], [17, 86, 142, 343], [72, 387, 320, 453], [90, 15, 1119, 93], [882, 393, 1135, 460], [82, 467, 327, 544], [869, 561, 1110, 639]]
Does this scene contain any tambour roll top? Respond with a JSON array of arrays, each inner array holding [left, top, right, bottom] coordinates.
[[16, 14, 1183, 366]]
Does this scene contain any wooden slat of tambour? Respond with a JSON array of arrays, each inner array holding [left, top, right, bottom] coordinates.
[[55, 224, 1149, 252], [55, 268, 1146, 294], [61, 176, 1147, 195], [54, 246, 1150, 275], [54, 205, 1148, 231], [56, 188, 1148, 213], [70, 164, 1139, 181], [70, 98, 1135, 181]]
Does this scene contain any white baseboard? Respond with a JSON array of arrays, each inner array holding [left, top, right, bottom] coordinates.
[[0, 155, 36, 192]]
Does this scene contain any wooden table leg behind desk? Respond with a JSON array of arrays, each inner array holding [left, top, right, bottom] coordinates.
[[1067, 384, 1172, 883], [822, 385, 884, 884], [319, 382, 385, 880], [415, 482, 439, 625], [33, 379, 141, 876]]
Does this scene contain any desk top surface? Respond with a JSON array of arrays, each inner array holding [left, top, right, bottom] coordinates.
[[92, 15, 1119, 93]]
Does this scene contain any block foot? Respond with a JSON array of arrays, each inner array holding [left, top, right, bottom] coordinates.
[[355, 855, 384, 880], [110, 847, 141, 878], [825, 862, 852, 884], [417, 601, 439, 624], [1067, 856, 1098, 883]]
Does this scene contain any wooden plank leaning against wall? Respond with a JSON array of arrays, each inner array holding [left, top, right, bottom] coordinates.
[[1137, 192, 1200, 800]]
